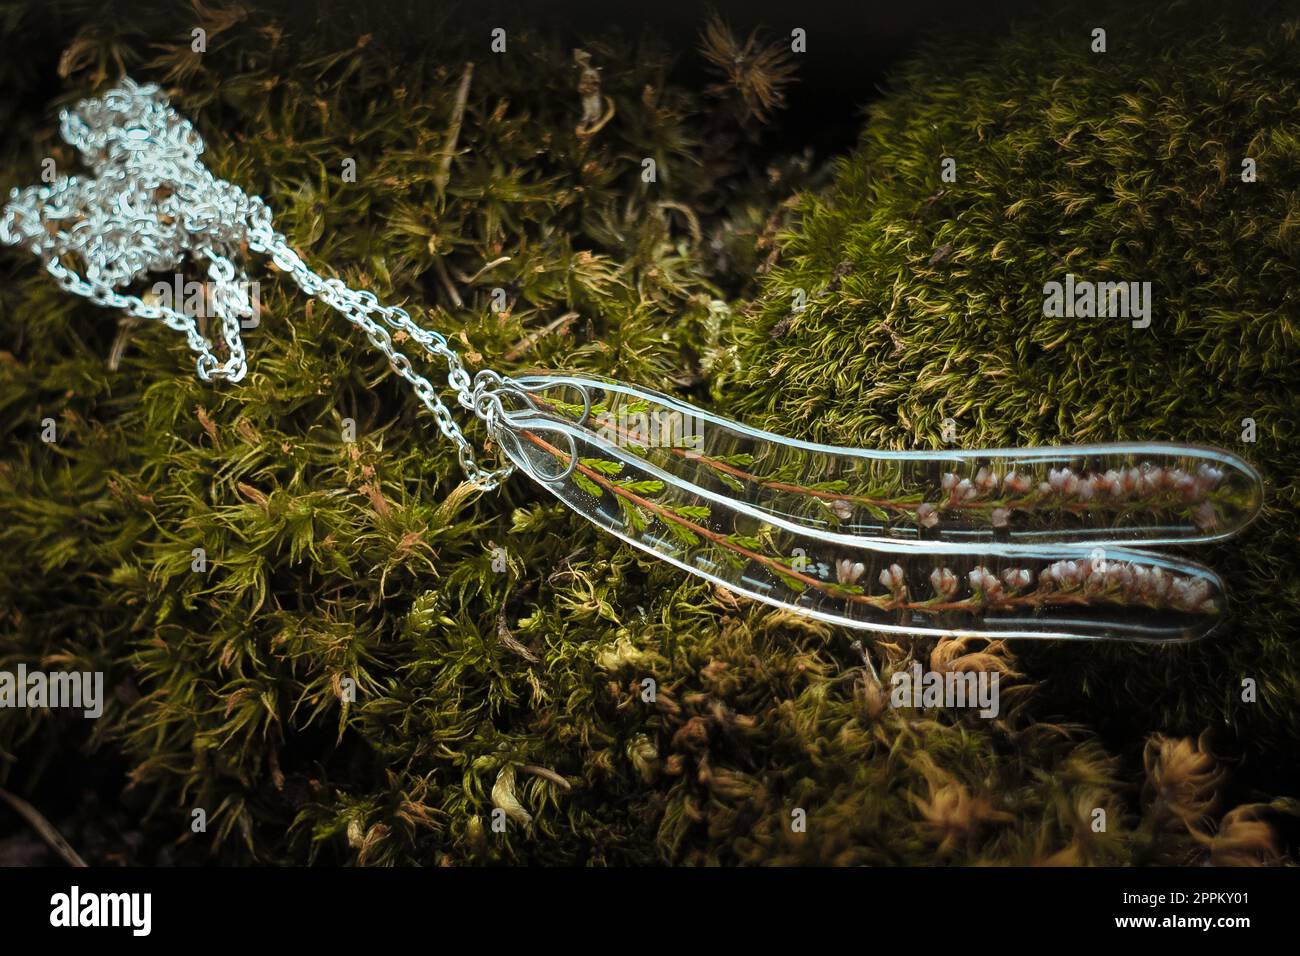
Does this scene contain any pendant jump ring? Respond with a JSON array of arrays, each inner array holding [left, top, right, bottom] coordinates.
[[475, 377, 585, 485]]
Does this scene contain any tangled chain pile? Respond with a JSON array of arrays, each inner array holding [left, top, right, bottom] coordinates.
[[2, 78, 514, 488]]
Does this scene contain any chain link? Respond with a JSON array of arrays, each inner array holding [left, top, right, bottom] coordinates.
[[1, 77, 512, 489]]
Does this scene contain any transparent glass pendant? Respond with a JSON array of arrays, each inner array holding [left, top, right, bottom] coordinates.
[[487, 373, 1262, 643]]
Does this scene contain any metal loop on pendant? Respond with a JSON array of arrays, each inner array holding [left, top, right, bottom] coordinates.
[[470, 374, 592, 484]]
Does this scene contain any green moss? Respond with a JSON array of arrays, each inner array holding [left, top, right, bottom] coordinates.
[[0, 0, 1294, 865], [722, 1, 1300, 769]]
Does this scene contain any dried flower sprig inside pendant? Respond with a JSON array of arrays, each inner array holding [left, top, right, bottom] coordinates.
[[917, 461, 1232, 532], [491, 372, 1258, 642]]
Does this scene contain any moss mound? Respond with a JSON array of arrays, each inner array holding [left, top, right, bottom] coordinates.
[[722, 0, 1300, 779], [1, 1, 1295, 865]]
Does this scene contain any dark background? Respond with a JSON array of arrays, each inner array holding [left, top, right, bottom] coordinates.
[[2, 0, 1049, 164]]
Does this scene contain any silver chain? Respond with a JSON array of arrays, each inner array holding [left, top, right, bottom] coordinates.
[[1, 77, 514, 490]]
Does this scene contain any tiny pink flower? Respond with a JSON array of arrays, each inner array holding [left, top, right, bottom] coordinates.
[[930, 566, 958, 600], [879, 563, 908, 601], [1195, 463, 1225, 496], [1138, 463, 1158, 495], [1150, 567, 1172, 600], [967, 566, 1002, 602], [836, 558, 865, 585], [1192, 501, 1218, 532], [1170, 576, 1209, 610], [1003, 471, 1031, 495], [1174, 471, 1199, 502], [1104, 469, 1125, 497]]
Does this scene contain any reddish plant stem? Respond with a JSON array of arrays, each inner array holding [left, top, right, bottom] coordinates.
[[527, 394, 1194, 519], [518, 429, 1202, 615], [518, 430, 869, 601], [530, 394, 902, 506]]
